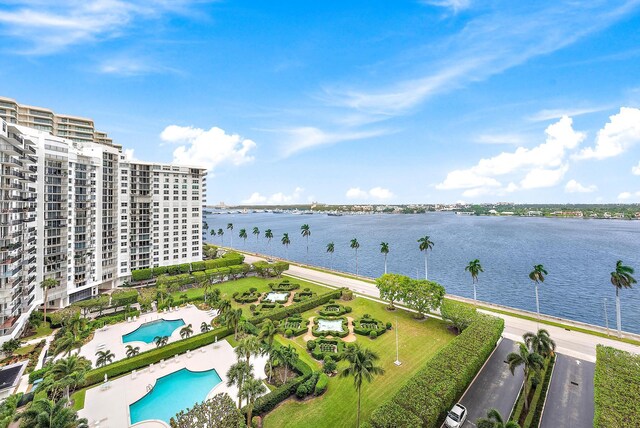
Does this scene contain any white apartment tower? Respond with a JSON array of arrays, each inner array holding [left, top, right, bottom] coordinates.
[[0, 107, 207, 341]]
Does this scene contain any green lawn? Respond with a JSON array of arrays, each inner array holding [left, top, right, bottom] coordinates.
[[13, 343, 37, 356], [263, 296, 455, 428], [21, 323, 53, 341], [71, 388, 86, 411]]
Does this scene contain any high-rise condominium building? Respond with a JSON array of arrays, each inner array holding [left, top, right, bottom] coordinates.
[[0, 96, 113, 145], [0, 114, 206, 342]]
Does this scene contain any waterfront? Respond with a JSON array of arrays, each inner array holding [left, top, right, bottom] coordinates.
[[204, 212, 640, 334]]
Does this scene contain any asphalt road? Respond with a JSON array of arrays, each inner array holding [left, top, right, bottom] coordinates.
[[540, 354, 595, 428], [458, 338, 524, 427]]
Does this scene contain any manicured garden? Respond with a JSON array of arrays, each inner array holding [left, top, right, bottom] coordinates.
[[594, 345, 640, 427]]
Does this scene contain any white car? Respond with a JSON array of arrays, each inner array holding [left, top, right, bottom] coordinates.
[[444, 403, 467, 428]]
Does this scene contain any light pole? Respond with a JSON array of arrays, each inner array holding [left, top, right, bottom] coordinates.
[[394, 317, 401, 366], [603, 298, 609, 336]]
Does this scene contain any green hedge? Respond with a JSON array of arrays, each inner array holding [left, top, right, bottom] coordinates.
[[233, 290, 261, 304], [526, 355, 555, 428], [311, 316, 349, 338], [84, 326, 233, 386], [594, 345, 640, 427], [292, 290, 316, 302], [352, 316, 386, 336], [314, 373, 329, 396], [279, 315, 309, 337], [249, 289, 343, 324], [370, 313, 504, 428], [130, 252, 245, 283], [318, 304, 349, 317], [269, 280, 300, 291], [309, 338, 346, 360], [191, 261, 205, 271], [131, 268, 152, 281]]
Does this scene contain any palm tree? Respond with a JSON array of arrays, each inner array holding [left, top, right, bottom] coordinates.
[[239, 228, 248, 246], [523, 329, 556, 358], [476, 408, 520, 428], [258, 319, 278, 349], [153, 335, 169, 348], [506, 343, 544, 411], [201, 321, 212, 333], [281, 233, 291, 259], [217, 228, 224, 245], [95, 349, 115, 368], [350, 238, 360, 275], [418, 236, 434, 280], [465, 259, 484, 304], [217, 299, 232, 317], [326, 242, 335, 269], [51, 356, 90, 400], [252, 227, 260, 243], [40, 277, 58, 327], [19, 398, 88, 428], [529, 264, 548, 320], [225, 308, 243, 339], [265, 229, 273, 247], [210, 229, 216, 240], [53, 332, 83, 357], [340, 343, 385, 428], [300, 224, 311, 259], [380, 242, 389, 274], [235, 335, 262, 366], [180, 324, 193, 339], [240, 376, 266, 424], [203, 221, 209, 232], [226, 361, 253, 408], [227, 223, 234, 247], [610, 260, 636, 336], [279, 344, 298, 384], [125, 345, 140, 358]]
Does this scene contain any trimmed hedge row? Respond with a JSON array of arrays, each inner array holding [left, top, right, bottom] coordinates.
[[309, 338, 346, 360], [314, 373, 329, 396], [292, 290, 317, 302], [233, 290, 261, 304], [250, 289, 343, 324], [594, 345, 640, 427], [269, 280, 300, 291], [279, 315, 309, 337], [370, 313, 504, 428], [318, 303, 351, 317], [352, 315, 387, 336], [311, 316, 349, 338], [131, 253, 245, 282]]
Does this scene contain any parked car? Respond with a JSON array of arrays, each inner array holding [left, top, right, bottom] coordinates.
[[444, 403, 467, 428]]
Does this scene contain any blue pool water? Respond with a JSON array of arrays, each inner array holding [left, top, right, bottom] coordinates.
[[129, 368, 222, 425], [122, 319, 185, 344]]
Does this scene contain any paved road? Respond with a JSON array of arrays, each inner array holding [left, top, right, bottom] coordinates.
[[458, 338, 524, 427], [241, 253, 640, 361], [540, 354, 595, 428]]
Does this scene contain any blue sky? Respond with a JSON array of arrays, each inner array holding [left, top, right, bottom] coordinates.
[[2, 0, 640, 204]]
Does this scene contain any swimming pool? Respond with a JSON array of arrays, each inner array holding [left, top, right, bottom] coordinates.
[[122, 319, 185, 344], [129, 368, 222, 425]]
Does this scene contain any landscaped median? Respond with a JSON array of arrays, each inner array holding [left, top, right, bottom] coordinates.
[[369, 313, 504, 428], [594, 345, 640, 427]]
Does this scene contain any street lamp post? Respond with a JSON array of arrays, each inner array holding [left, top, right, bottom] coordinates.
[[603, 298, 609, 336]]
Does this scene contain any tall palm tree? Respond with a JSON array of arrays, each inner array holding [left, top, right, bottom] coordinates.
[[340, 343, 385, 428], [380, 242, 389, 274], [281, 233, 291, 259], [217, 299, 232, 317], [523, 329, 556, 358], [53, 332, 83, 357], [418, 236, 434, 280], [217, 228, 224, 245], [350, 238, 360, 275], [476, 408, 520, 428], [465, 259, 484, 304], [300, 224, 311, 259], [252, 227, 260, 243], [180, 324, 193, 339], [125, 344, 140, 358], [19, 398, 88, 428], [265, 229, 273, 248], [51, 356, 90, 400], [326, 242, 335, 269], [226, 361, 253, 409], [226, 308, 243, 339], [240, 377, 266, 425], [227, 223, 234, 247], [40, 277, 58, 327], [610, 260, 636, 336], [529, 264, 548, 320], [239, 228, 248, 246], [95, 349, 115, 368], [506, 343, 544, 411], [279, 344, 298, 383], [210, 229, 216, 241], [258, 319, 278, 349], [202, 221, 209, 231], [201, 321, 212, 333], [235, 335, 262, 367]]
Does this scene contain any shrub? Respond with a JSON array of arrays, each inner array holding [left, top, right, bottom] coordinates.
[[191, 261, 205, 272], [307, 340, 316, 350], [386, 322, 392, 330], [253, 375, 310, 415], [369, 330, 377, 339], [594, 345, 640, 427], [270, 281, 300, 291], [319, 304, 348, 317], [296, 383, 310, 398], [345, 306, 352, 313], [131, 268, 152, 282], [311, 317, 349, 338], [249, 289, 343, 325], [341, 289, 353, 300], [440, 300, 478, 333], [285, 329, 293, 338], [296, 372, 319, 398], [314, 373, 329, 396], [167, 265, 180, 275], [322, 357, 336, 374], [111, 289, 139, 307], [370, 313, 504, 428], [353, 316, 387, 337], [152, 266, 168, 277]]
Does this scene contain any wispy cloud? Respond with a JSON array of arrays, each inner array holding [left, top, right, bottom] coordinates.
[[527, 106, 611, 122], [346, 186, 394, 201], [0, 0, 210, 54], [275, 127, 389, 158], [422, 0, 472, 13], [96, 55, 182, 77], [475, 133, 527, 146]]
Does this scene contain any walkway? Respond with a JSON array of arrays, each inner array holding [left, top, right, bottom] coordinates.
[[457, 338, 523, 427], [540, 354, 595, 428]]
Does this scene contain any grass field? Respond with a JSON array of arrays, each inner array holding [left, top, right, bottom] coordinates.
[[263, 295, 454, 428]]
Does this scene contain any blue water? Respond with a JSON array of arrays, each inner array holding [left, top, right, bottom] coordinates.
[[129, 368, 222, 425], [205, 212, 640, 334], [122, 319, 185, 344]]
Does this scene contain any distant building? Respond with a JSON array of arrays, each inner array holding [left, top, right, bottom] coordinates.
[[526, 211, 542, 217]]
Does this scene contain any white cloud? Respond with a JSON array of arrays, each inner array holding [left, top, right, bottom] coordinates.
[[528, 106, 610, 122], [278, 127, 388, 157], [241, 187, 305, 205], [631, 161, 640, 175], [422, 0, 471, 13], [475, 133, 526, 145], [437, 116, 584, 195], [346, 187, 394, 200], [617, 191, 640, 201], [575, 107, 640, 160], [565, 179, 597, 193], [96, 55, 180, 76], [161, 125, 256, 172], [123, 148, 136, 161]]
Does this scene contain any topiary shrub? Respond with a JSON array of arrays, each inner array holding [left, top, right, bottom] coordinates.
[[341, 289, 353, 301], [345, 306, 352, 313], [307, 340, 316, 351], [386, 322, 392, 330], [322, 356, 336, 375], [315, 373, 329, 395], [369, 330, 378, 339], [131, 268, 152, 282], [285, 329, 293, 338]]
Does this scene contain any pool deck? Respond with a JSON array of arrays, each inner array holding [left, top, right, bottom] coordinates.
[[80, 339, 268, 428], [78, 305, 215, 367]]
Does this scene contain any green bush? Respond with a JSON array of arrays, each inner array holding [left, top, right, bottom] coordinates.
[[386, 322, 392, 330], [178, 263, 190, 273], [253, 375, 310, 415], [341, 289, 353, 301], [315, 373, 329, 396], [131, 268, 152, 282], [111, 289, 139, 307], [284, 329, 293, 338], [167, 265, 180, 275], [152, 266, 168, 277], [249, 289, 342, 325], [191, 261, 205, 271], [369, 330, 377, 339], [319, 304, 348, 317], [270, 281, 300, 291], [311, 316, 349, 338], [594, 345, 640, 427], [440, 300, 478, 333], [370, 313, 504, 428], [353, 316, 387, 336], [296, 372, 319, 398]]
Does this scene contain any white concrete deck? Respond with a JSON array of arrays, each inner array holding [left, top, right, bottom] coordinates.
[[79, 339, 268, 428], [78, 306, 216, 367]]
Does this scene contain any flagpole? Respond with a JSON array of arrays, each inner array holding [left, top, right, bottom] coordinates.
[[394, 316, 401, 366]]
